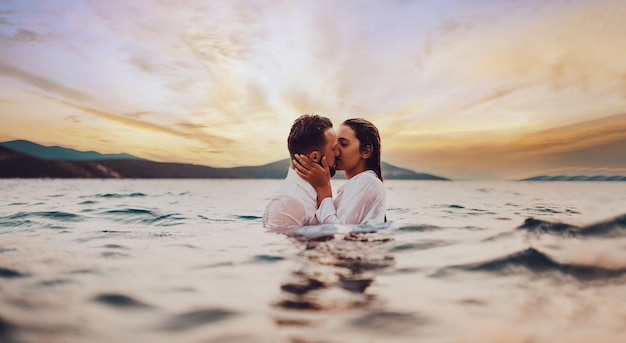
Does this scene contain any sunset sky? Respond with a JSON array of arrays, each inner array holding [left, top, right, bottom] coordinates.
[[1, 0, 626, 180]]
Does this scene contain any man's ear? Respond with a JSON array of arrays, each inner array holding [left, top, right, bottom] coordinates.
[[309, 151, 320, 163]]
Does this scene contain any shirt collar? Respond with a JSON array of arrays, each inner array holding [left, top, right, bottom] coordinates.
[[286, 167, 317, 200]]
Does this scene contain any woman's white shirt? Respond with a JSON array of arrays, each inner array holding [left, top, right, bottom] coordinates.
[[316, 170, 386, 225]]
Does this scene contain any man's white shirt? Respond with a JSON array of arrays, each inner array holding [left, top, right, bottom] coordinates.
[[262, 168, 319, 229]]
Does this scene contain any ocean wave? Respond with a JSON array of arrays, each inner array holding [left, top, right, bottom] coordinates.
[[0, 315, 16, 341], [0, 211, 83, 226], [92, 293, 152, 308], [100, 208, 185, 226], [579, 213, 626, 237], [517, 213, 626, 237], [93, 193, 147, 198], [236, 215, 262, 220], [397, 224, 442, 232], [351, 311, 427, 333], [516, 217, 578, 236], [160, 308, 237, 331], [389, 240, 450, 252], [37, 279, 73, 287], [78, 200, 97, 205], [0, 267, 26, 278], [442, 247, 626, 281], [103, 208, 154, 216], [252, 254, 285, 263]]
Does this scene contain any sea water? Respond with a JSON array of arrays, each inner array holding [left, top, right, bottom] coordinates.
[[1, 179, 625, 343]]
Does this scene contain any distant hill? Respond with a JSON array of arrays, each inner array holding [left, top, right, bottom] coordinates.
[[228, 159, 448, 180], [519, 175, 626, 181], [0, 140, 449, 180], [381, 162, 446, 180], [0, 146, 126, 178], [0, 140, 142, 161]]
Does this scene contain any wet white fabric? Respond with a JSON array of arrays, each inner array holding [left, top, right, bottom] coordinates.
[[262, 168, 319, 229], [317, 170, 386, 225]]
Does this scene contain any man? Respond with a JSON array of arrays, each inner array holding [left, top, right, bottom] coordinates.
[[263, 114, 338, 229]]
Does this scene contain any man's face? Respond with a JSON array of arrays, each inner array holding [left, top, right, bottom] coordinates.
[[321, 128, 338, 177]]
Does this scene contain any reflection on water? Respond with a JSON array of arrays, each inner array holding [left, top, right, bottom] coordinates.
[[275, 231, 394, 313]]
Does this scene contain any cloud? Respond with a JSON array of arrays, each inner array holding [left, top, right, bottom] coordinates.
[[0, 9, 15, 25], [0, 61, 95, 103], [124, 111, 151, 119], [0, 59, 235, 152], [11, 29, 40, 42], [429, 2, 626, 87], [388, 113, 626, 179], [458, 84, 529, 112], [36, 93, 235, 147], [127, 55, 156, 73], [175, 122, 207, 130], [510, 113, 626, 155], [64, 115, 81, 123]]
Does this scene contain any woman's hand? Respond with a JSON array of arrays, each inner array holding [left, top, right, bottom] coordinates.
[[292, 154, 330, 188], [292, 154, 333, 206]]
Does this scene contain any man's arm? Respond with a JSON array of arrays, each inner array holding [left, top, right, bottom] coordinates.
[[263, 195, 308, 229]]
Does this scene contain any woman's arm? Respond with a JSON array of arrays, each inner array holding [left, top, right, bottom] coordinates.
[[293, 155, 386, 225], [318, 174, 385, 225]]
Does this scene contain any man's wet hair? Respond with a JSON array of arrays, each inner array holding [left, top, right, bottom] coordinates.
[[287, 114, 333, 159]]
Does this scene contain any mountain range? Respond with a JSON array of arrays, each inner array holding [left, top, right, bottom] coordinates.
[[0, 140, 141, 161], [519, 175, 626, 181], [0, 140, 448, 180]]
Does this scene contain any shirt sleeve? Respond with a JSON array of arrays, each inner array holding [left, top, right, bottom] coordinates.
[[316, 174, 386, 225], [263, 195, 308, 229]]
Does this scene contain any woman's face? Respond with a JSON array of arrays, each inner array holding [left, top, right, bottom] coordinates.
[[335, 124, 364, 173]]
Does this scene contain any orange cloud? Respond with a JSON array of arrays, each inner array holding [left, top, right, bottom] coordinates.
[[0, 61, 94, 103], [386, 114, 626, 179], [35, 93, 234, 147]]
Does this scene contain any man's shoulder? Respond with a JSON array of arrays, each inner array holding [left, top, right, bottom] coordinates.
[[272, 178, 314, 198], [267, 193, 301, 204]]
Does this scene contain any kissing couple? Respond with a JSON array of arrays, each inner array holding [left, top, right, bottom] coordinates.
[[263, 114, 386, 229]]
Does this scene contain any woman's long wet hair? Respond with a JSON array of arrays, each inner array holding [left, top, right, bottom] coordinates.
[[342, 118, 383, 182]]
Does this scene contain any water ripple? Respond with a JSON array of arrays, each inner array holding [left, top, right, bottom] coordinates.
[[161, 308, 237, 331], [0, 211, 83, 225], [397, 224, 442, 232], [92, 293, 152, 308], [0, 267, 26, 278], [91, 193, 147, 198], [252, 255, 285, 263], [389, 240, 450, 252], [100, 208, 186, 226], [351, 311, 428, 332]]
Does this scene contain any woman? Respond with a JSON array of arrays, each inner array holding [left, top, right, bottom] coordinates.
[[293, 118, 386, 225]]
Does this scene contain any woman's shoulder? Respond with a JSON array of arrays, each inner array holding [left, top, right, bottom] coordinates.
[[353, 170, 384, 187]]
